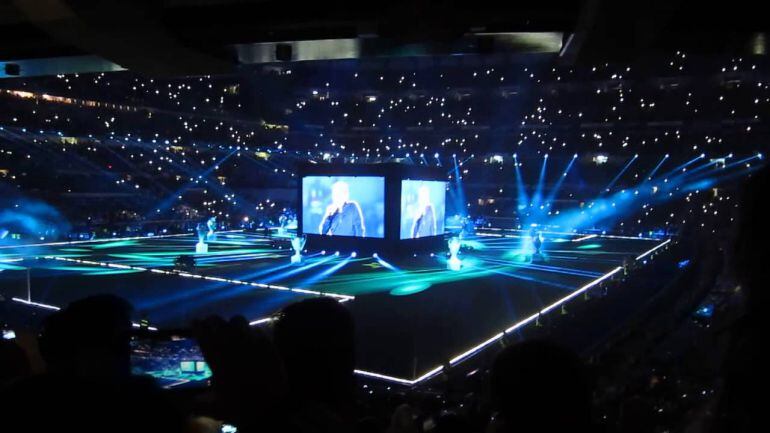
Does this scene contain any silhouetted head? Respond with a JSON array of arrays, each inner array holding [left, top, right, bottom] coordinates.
[[0, 339, 30, 387], [274, 297, 355, 406], [39, 294, 133, 380], [734, 167, 770, 320], [491, 340, 591, 433]]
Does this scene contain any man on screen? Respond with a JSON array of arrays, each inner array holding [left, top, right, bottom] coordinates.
[[319, 181, 366, 237], [411, 185, 437, 238]]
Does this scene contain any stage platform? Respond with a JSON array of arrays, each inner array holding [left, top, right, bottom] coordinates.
[[0, 230, 669, 385]]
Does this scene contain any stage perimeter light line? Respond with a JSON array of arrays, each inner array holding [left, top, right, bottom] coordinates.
[[441, 265, 623, 372], [19, 237, 670, 388], [354, 369, 416, 386], [476, 227, 660, 241], [11, 297, 61, 311], [387, 264, 629, 387], [11, 298, 158, 330], [0, 230, 245, 250], [248, 295, 354, 327], [635, 238, 671, 261], [45, 256, 354, 301], [248, 317, 276, 326], [572, 234, 598, 242]]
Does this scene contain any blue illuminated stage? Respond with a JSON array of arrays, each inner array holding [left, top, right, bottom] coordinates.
[[0, 229, 670, 385]]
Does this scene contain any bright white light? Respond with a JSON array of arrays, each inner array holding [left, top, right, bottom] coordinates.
[[635, 239, 671, 260]]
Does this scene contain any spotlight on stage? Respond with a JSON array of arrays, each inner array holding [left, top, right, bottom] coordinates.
[[290, 235, 307, 264], [447, 237, 462, 271]]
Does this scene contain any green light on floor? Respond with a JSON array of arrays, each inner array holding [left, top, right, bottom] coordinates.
[[577, 243, 602, 249], [92, 240, 138, 249], [502, 250, 532, 263], [460, 239, 486, 250], [389, 282, 432, 296]]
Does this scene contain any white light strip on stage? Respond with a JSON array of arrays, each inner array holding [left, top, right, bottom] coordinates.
[[445, 266, 623, 368], [46, 256, 354, 301], [0, 230, 246, 250], [353, 264, 628, 387], [11, 298, 158, 330], [476, 227, 661, 241], [11, 297, 61, 310], [353, 369, 416, 386], [572, 234, 598, 242], [635, 238, 672, 261]]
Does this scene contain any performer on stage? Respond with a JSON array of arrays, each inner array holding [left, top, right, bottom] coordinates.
[[533, 231, 543, 256], [319, 181, 366, 237], [411, 185, 437, 238]]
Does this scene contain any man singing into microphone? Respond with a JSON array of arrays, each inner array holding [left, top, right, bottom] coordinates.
[[319, 180, 366, 237], [411, 185, 437, 238]]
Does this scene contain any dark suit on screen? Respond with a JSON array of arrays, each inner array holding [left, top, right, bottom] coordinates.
[[411, 205, 436, 238], [320, 202, 365, 237]]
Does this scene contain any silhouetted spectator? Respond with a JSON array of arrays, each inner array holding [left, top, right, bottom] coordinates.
[[490, 340, 592, 433], [38, 294, 133, 379], [194, 315, 287, 432], [0, 339, 30, 387], [274, 297, 356, 433], [715, 167, 770, 432], [0, 295, 184, 433]]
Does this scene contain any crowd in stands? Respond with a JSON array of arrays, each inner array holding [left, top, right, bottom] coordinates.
[[1, 52, 767, 242]]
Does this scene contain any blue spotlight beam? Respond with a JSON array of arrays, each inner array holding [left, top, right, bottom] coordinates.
[[147, 147, 239, 218], [449, 155, 468, 218], [602, 154, 638, 194], [531, 154, 549, 209], [658, 154, 704, 180], [513, 155, 529, 211], [544, 154, 578, 205], [645, 154, 669, 180]]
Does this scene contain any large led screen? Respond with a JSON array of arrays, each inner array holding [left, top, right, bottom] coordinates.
[[400, 180, 446, 239], [302, 176, 385, 238]]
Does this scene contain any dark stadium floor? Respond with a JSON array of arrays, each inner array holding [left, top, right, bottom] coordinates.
[[0, 230, 667, 382]]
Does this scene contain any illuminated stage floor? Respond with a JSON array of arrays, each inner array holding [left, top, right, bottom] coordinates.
[[0, 231, 668, 384]]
